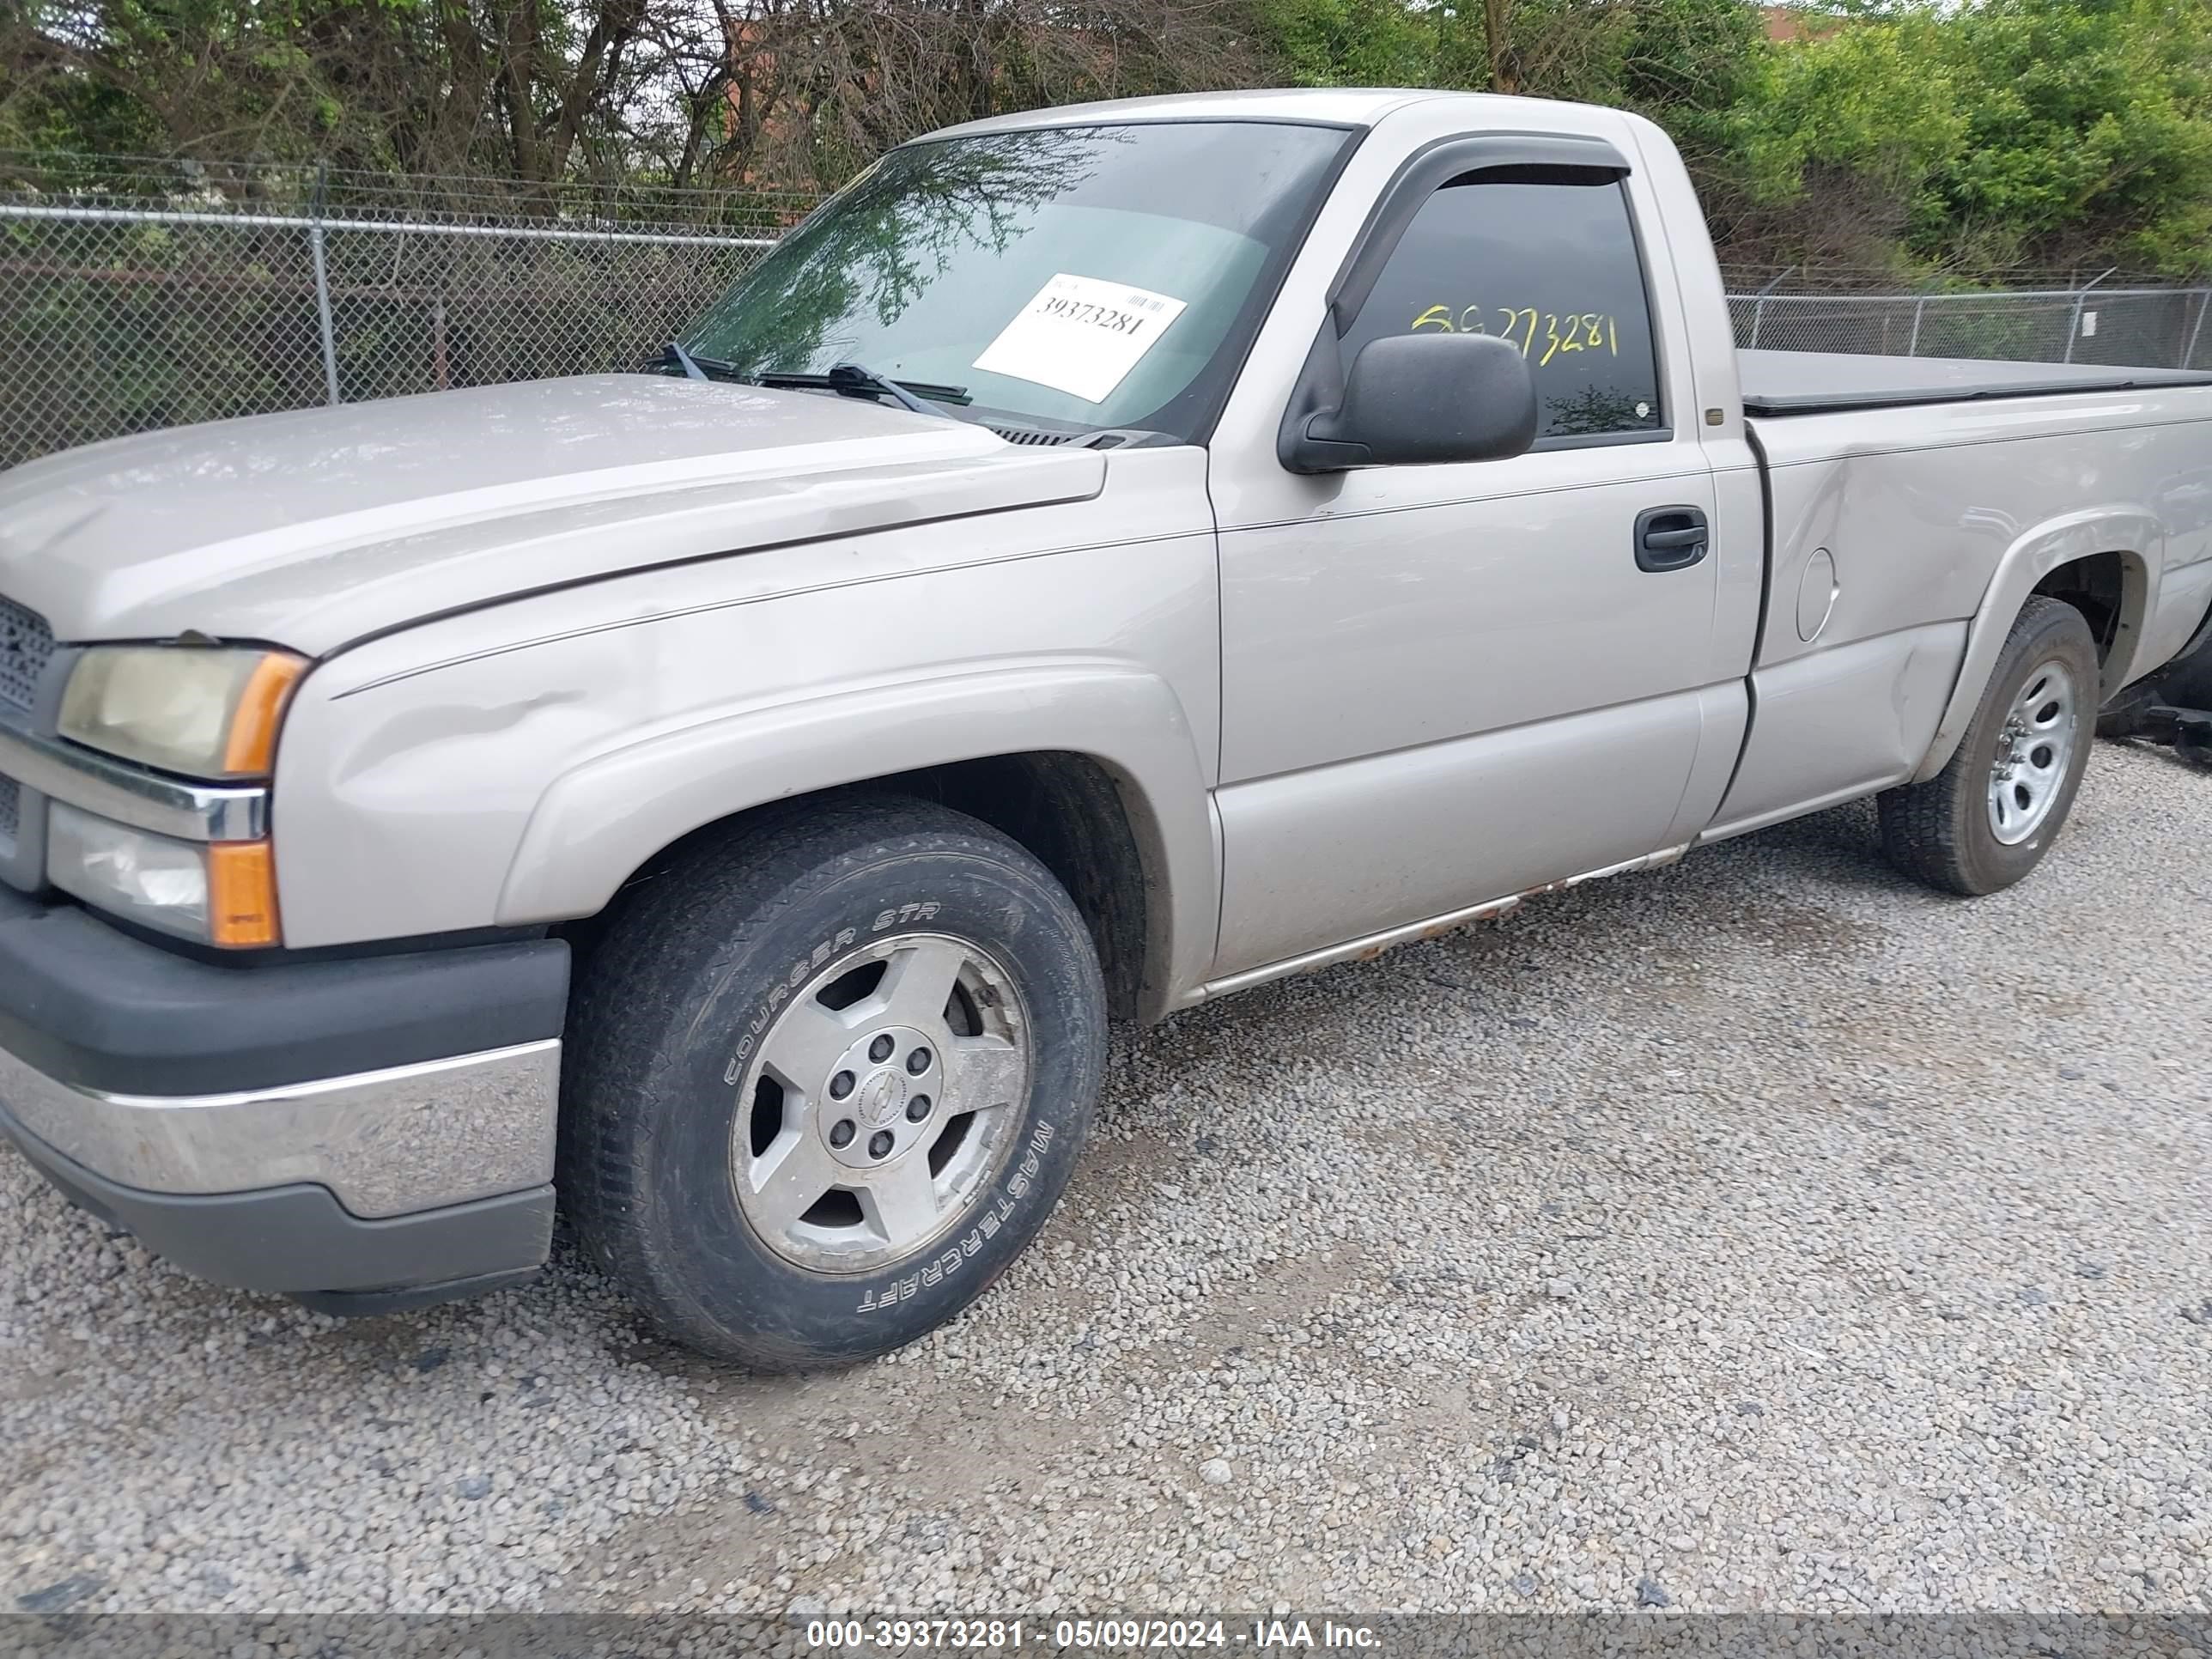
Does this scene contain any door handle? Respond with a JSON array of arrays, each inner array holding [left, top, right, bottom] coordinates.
[[1635, 506, 1710, 573]]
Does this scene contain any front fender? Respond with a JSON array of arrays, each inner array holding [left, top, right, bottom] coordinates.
[[495, 661, 1220, 1018], [1911, 508, 2160, 783]]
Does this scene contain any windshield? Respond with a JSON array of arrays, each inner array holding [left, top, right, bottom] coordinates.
[[682, 121, 1352, 440]]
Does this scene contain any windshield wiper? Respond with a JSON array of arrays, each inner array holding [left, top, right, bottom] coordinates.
[[653, 341, 747, 382], [663, 349, 971, 411], [757, 362, 972, 411]]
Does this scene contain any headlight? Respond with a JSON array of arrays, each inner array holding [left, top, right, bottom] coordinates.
[[46, 802, 280, 947], [59, 647, 305, 779]]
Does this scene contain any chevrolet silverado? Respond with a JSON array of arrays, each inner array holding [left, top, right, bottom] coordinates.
[[3, 88, 2209, 1367]]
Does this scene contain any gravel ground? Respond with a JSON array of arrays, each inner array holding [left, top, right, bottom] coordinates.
[[2, 742, 2208, 1620]]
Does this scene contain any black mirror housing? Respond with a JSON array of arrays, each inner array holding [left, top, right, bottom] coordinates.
[[1285, 333, 1540, 472]]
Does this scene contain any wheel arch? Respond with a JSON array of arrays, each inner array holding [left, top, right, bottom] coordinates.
[[500, 664, 1218, 1024], [1911, 512, 2160, 784]]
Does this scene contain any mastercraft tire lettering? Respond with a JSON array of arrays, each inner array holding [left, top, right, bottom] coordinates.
[[560, 795, 1106, 1369]]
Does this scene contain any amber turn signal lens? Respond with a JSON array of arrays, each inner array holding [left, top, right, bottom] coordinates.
[[221, 653, 308, 777], [207, 841, 281, 949]]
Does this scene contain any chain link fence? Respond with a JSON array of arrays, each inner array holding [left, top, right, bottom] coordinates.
[[0, 153, 817, 469], [1724, 273, 2212, 373], [3, 155, 2210, 470]]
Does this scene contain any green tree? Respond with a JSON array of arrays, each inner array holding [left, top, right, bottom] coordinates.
[[1249, 0, 1441, 88], [1929, 0, 2212, 271]]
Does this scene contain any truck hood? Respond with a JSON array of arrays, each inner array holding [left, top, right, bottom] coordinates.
[[0, 375, 1104, 656]]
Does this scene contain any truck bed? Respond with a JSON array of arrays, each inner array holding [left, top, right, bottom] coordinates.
[[1739, 349, 2212, 416]]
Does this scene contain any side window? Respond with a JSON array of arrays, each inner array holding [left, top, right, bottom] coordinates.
[[1341, 170, 1664, 442]]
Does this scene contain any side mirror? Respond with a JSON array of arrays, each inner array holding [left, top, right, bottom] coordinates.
[[1285, 332, 1539, 472]]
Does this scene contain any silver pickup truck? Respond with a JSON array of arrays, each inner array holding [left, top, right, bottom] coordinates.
[[3, 89, 2209, 1369]]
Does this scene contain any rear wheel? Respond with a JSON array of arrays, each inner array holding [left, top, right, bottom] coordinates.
[[562, 795, 1105, 1369], [1878, 596, 2100, 896]]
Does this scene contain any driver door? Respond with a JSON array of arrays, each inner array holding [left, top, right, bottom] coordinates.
[[1207, 148, 1746, 981]]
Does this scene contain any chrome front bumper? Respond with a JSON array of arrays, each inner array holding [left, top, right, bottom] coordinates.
[[0, 885, 570, 1306], [0, 1037, 560, 1218]]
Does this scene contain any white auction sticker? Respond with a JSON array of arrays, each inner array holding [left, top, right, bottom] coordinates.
[[972, 273, 1188, 404]]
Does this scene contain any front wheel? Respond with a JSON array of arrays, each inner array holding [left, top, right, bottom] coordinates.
[[1878, 595, 2100, 896], [562, 795, 1106, 1369]]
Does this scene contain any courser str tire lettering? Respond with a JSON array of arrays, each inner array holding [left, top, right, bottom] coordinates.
[[561, 795, 1106, 1369], [1878, 596, 2100, 896]]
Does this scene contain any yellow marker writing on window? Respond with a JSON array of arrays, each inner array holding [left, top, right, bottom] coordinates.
[[1406, 303, 1620, 358]]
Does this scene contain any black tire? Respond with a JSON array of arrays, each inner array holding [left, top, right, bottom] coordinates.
[[1877, 596, 2100, 896], [562, 794, 1106, 1370]]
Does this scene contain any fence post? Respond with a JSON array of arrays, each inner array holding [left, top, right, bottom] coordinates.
[[308, 162, 342, 404], [2063, 267, 2116, 365], [1907, 295, 1927, 357], [2184, 288, 2210, 371], [1748, 267, 1795, 350]]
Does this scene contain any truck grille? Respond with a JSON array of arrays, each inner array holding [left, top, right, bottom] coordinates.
[[0, 774, 16, 847], [0, 594, 55, 712]]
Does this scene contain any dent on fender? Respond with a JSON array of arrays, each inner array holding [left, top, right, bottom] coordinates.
[[1708, 622, 1966, 837], [326, 688, 592, 782], [1912, 511, 2160, 782], [487, 659, 1222, 1007]]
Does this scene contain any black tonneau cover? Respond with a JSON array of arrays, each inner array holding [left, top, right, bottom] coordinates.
[[1739, 349, 2212, 416]]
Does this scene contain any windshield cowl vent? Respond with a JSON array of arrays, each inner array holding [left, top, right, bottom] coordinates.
[[985, 425, 1079, 447]]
